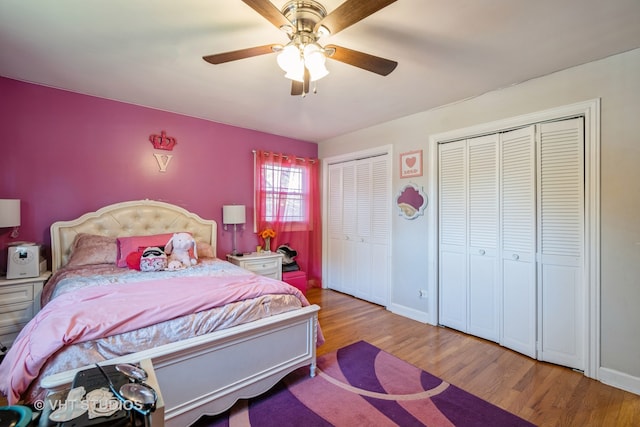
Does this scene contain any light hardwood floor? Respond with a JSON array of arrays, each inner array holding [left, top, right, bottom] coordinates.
[[2, 288, 638, 426], [307, 287, 640, 427]]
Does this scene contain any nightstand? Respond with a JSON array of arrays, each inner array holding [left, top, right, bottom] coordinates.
[[0, 271, 51, 350], [227, 252, 283, 280]]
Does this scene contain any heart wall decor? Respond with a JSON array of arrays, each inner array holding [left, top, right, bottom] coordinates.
[[400, 150, 423, 178]]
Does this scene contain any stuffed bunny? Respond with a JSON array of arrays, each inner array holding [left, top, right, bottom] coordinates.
[[165, 232, 197, 270]]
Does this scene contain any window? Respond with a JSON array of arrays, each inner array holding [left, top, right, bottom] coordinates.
[[261, 161, 307, 223], [262, 162, 306, 222]]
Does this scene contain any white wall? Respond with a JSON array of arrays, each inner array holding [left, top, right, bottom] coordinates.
[[319, 48, 640, 390]]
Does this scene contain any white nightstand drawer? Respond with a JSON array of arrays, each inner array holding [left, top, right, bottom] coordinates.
[[261, 271, 281, 280], [242, 259, 280, 274], [0, 283, 34, 306], [227, 253, 283, 281], [0, 301, 33, 333]]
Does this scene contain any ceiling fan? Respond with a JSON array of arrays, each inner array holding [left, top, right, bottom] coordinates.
[[203, 0, 398, 96]]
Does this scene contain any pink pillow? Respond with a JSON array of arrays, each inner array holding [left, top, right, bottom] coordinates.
[[116, 233, 173, 267], [196, 242, 215, 258]]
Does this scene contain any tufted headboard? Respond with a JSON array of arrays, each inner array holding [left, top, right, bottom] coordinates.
[[50, 200, 217, 272]]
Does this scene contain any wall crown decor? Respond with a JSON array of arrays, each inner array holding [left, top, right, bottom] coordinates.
[[149, 130, 177, 151], [149, 130, 177, 172]]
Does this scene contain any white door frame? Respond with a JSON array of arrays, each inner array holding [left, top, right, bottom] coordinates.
[[427, 99, 600, 379]]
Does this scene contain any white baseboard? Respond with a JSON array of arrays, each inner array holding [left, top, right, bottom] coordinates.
[[387, 303, 431, 324], [599, 367, 640, 395]]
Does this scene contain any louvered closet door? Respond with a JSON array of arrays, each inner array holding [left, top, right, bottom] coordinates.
[[439, 140, 468, 332], [369, 156, 391, 305], [327, 164, 345, 293], [326, 161, 359, 296], [353, 156, 390, 306], [340, 161, 358, 297], [326, 155, 390, 306], [537, 118, 584, 370], [467, 134, 500, 342], [500, 126, 537, 358], [354, 160, 373, 301]]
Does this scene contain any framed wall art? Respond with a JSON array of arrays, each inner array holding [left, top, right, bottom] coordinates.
[[399, 150, 423, 178]]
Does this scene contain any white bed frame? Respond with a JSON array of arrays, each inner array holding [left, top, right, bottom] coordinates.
[[42, 199, 320, 427]]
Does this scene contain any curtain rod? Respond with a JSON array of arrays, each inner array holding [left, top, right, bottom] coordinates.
[[252, 150, 318, 163]]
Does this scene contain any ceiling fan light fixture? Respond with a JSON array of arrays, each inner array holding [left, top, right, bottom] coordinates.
[[284, 63, 305, 82], [307, 63, 329, 81], [303, 43, 329, 81], [276, 43, 301, 73]]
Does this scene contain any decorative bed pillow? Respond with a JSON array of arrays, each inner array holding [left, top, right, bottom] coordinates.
[[66, 233, 118, 267], [116, 233, 174, 267], [140, 246, 168, 272], [196, 242, 215, 258]]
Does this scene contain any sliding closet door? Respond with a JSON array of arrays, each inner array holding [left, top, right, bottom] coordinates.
[[537, 118, 584, 370], [500, 126, 537, 358], [467, 134, 499, 342], [438, 140, 467, 332]]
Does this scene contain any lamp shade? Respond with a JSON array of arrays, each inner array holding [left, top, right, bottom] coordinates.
[[222, 205, 246, 225], [0, 199, 20, 228]]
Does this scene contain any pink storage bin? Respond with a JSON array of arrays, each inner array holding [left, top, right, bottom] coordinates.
[[282, 271, 307, 295]]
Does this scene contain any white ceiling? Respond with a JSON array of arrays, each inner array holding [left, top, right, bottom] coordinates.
[[1, 0, 639, 142]]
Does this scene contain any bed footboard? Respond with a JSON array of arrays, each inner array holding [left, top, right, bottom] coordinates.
[[41, 304, 320, 427]]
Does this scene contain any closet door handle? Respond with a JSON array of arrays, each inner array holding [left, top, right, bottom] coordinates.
[[512, 254, 520, 261], [478, 249, 485, 255]]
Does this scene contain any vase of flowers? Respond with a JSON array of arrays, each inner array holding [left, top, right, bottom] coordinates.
[[259, 228, 276, 252]]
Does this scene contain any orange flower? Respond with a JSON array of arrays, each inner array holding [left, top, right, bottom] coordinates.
[[259, 228, 276, 239]]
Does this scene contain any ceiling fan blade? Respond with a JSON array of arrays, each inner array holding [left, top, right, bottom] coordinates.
[[303, 67, 310, 94], [291, 80, 303, 96], [290, 68, 311, 96], [242, 0, 292, 30], [325, 44, 397, 76], [202, 44, 279, 64], [315, 0, 398, 35]]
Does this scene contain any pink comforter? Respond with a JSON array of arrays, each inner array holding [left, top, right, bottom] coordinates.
[[0, 273, 310, 404]]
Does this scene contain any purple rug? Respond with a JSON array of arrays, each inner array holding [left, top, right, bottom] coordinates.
[[193, 341, 535, 426]]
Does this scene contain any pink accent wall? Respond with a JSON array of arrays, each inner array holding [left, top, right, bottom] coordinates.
[[0, 77, 318, 268]]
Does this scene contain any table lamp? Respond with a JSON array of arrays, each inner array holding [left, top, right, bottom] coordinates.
[[222, 205, 245, 255], [0, 199, 20, 238]]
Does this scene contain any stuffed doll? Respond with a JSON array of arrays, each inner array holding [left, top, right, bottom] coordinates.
[[165, 232, 198, 270]]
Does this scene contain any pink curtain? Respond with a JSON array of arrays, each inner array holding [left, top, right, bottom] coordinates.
[[255, 150, 322, 288]]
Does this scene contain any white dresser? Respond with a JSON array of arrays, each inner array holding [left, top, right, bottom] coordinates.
[[226, 252, 283, 280], [0, 271, 51, 350]]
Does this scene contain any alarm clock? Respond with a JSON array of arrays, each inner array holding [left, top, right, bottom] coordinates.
[[6, 242, 43, 279]]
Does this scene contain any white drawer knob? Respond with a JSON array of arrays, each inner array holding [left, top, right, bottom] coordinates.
[[478, 249, 485, 255], [512, 254, 519, 261]]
